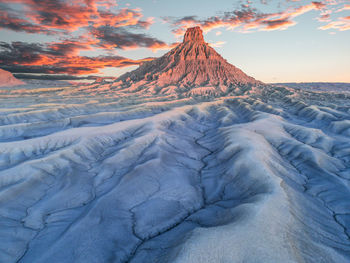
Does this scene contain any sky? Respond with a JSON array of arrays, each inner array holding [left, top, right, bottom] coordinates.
[[0, 0, 349, 83]]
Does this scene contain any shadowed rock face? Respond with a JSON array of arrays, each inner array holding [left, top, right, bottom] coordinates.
[[116, 27, 262, 94]]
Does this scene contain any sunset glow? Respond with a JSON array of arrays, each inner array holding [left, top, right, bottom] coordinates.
[[1, 2, 350, 262], [0, 0, 349, 82]]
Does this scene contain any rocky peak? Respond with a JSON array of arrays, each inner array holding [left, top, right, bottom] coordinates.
[[183, 26, 205, 43], [115, 26, 262, 94]]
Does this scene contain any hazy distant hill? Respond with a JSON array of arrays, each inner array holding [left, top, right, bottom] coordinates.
[[0, 68, 25, 87]]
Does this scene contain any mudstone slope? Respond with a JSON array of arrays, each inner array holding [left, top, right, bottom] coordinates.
[[115, 27, 261, 96]]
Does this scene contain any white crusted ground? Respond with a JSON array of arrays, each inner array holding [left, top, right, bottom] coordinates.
[[0, 81, 349, 263]]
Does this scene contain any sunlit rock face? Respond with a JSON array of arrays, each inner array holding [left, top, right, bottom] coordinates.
[[0, 68, 24, 87], [115, 27, 262, 95], [183, 26, 205, 43]]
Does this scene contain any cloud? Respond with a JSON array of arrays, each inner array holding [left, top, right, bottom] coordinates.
[[0, 1, 173, 75], [208, 41, 226, 48], [261, 18, 296, 30], [90, 26, 171, 51], [337, 4, 350, 12], [0, 29, 170, 75], [166, 6, 264, 35], [318, 14, 331, 22], [0, 1, 153, 34], [311, 1, 327, 10], [165, 1, 335, 34], [1, 0, 347, 76], [0, 30, 171, 76], [0, 41, 153, 75], [0, 9, 51, 34], [319, 16, 350, 31], [13, 73, 98, 80], [0, 57, 153, 75]]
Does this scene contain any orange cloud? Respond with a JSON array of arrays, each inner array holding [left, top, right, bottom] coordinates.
[[0, 9, 51, 34], [337, 4, 350, 12], [0, 1, 153, 34], [319, 16, 350, 31], [208, 41, 226, 48], [0, 41, 155, 75], [2, 55, 153, 75], [167, 1, 334, 34], [0, 1, 172, 75]]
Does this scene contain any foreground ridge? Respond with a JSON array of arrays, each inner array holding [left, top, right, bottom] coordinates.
[[0, 71, 350, 263]]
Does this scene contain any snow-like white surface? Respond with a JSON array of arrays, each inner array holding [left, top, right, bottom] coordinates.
[[273, 82, 350, 92], [0, 80, 350, 263]]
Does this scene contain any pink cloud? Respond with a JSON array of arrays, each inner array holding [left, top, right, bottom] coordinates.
[[319, 16, 350, 31], [0, 1, 153, 34], [168, 1, 330, 34]]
